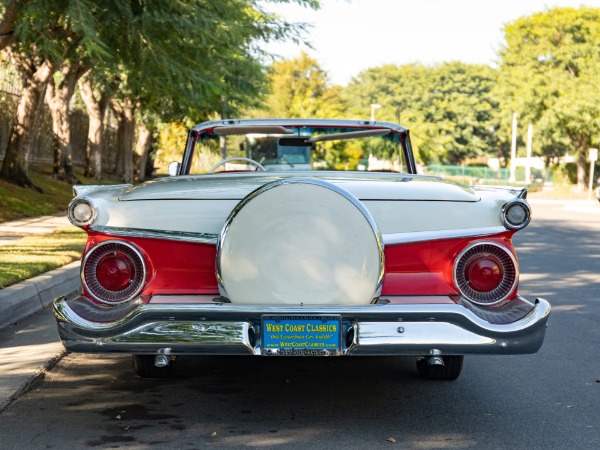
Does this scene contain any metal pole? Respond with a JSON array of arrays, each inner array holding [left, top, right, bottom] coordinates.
[[589, 160, 595, 200], [370, 104, 381, 122], [589, 148, 598, 200], [220, 100, 227, 159], [526, 124, 533, 185], [509, 112, 517, 183]]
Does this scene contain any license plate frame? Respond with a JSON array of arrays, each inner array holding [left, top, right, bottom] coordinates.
[[261, 315, 342, 356]]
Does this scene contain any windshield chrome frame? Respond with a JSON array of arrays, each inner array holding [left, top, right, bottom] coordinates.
[[181, 119, 416, 175]]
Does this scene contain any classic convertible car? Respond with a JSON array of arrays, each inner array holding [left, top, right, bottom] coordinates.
[[54, 119, 551, 380]]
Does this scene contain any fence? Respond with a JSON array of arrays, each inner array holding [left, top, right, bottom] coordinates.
[[425, 164, 532, 186]]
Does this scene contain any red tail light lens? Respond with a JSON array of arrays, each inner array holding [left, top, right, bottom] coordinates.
[[466, 256, 503, 292], [83, 241, 147, 304], [96, 255, 134, 291], [454, 242, 517, 305]]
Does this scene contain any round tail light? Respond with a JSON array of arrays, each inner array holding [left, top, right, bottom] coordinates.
[[82, 241, 147, 304], [453, 242, 517, 305]]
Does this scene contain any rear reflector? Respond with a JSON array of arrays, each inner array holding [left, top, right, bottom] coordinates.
[[454, 242, 517, 305], [82, 240, 146, 304]]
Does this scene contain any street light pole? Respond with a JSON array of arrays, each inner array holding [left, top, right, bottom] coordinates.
[[588, 148, 598, 200], [509, 112, 517, 183], [525, 124, 533, 185], [370, 103, 381, 122]]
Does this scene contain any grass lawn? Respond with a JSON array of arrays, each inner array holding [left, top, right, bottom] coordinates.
[[0, 164, 122, 223], [0, 227, 86, 289], [0, 170, 77, 222]]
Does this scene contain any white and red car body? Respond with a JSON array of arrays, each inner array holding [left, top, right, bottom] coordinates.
[[54, 119, 550, 378]]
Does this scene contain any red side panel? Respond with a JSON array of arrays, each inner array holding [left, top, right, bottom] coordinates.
[[84, 231, 516, 302], [381, 234, 516, 296], [86, 233, 219, 299]]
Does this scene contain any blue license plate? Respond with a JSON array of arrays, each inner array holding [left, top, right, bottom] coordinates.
[[261, 315, 342, 356]]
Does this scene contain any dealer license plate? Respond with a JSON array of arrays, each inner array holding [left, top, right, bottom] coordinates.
[[261, 315, 342, 356]]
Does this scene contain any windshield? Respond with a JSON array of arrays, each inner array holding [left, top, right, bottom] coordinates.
[[188, 126, 407, 174]]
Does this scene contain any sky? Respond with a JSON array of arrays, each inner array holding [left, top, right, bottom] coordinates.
[[265, 0, 600, 86]]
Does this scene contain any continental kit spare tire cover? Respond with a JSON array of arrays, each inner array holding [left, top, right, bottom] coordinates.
[[216, 178, 384, 305]]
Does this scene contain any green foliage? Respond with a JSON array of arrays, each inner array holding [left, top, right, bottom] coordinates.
[[346, 62, 500, 165], [155, 122, 188, 173], [2, 0, 321, 124], [498, 7, 600, 187], [0, 172, 74, 221], [100, 0, 321, 120], [0, 164, 119, 221], [256, 52, 347, 119]]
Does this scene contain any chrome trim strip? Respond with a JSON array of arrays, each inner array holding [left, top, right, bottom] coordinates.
[[355, 322, 495, 346], [110, 321, 254, 352], [89, 225, 219, 244], [382, 226, 507, 245], [307, 128, 391, 143], [81, 240, 148, 305], [53, 296, 551, 355], [73, 184, 131, 197], [89, 226, 507, 247], [193, 118, 407, 133], [215, 177, 385, 302], [55, 296, 549, 335]]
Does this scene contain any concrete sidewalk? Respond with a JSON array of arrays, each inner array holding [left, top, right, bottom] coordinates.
[[0, 212, 81, 412], [0, 210, 80, 328], [0, 306, 65, 412], [0, 262, 80, 413], [0, 213, 71, 246], [0, 261, 81, 329]]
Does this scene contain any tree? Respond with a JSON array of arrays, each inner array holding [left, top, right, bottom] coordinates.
[[45, 61, 88, 182], [88, 0, 321, 182], [259, 52, 346, 119], [0, 51, 54, 189], [499, 7, 600, 190], [252, 53, 359, 168], [346, 63, 500, 166], [0, 0, 109, 188], [0, 0, 320, 187], [78, 73, 113, 180]]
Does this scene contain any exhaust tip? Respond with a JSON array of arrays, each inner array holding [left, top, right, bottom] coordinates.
[[154, 354, 170, 368], [345, 325, 355, 348], [427, 356, 445, 366]]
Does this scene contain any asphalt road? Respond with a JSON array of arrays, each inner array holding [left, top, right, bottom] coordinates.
[[1, 199, 599, 449]]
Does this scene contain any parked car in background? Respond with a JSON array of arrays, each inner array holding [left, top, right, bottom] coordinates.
[[54, 119, 550, 381]]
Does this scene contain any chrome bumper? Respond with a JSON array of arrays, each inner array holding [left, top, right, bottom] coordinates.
[[53, 295, 550, 356]]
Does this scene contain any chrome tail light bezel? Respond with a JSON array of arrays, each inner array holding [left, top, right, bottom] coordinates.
[[453, 241, 518, 306], [501, 199, 531, 230], [82, 240, 147, 305], [68, 197, 98, 228]]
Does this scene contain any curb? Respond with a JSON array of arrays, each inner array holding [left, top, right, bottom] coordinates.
[[0, 261, 81, 330]]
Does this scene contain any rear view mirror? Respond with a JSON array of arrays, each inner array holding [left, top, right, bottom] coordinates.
[[279, 137, 312, 147], [168, 161, 181, 176]]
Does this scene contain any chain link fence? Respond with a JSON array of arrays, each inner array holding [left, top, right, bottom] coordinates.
[[425, 164, 536, 186]]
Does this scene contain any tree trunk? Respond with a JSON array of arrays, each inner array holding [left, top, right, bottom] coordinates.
[[79, 77, 109, 180], [134, 122, 152, 182], [112, 98, 135, 183], [46, 62, 88, 183], [569, 132, 590, 191], [576, 141, 589, 192], [0, 59, 55, 189]]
